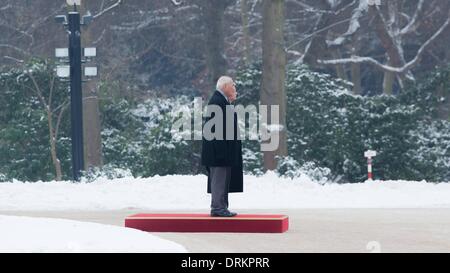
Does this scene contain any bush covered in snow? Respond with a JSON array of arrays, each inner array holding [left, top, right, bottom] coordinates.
[[275, 156, 332, 184], [235, 64, 450, 182], [100, 96, 204, 178], [80, 165, 133, 182]]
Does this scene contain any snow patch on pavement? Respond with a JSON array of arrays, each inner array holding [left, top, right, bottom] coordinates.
[[0, 215, 187, 253]]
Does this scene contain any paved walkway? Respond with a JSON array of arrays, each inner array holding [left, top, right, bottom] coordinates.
[[1, 209, 450, 253]]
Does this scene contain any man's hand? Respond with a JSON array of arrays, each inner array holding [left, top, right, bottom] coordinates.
[[222, 78, 237, 103], [229, 91, 237, 103]]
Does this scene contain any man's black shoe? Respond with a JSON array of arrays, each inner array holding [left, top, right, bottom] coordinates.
[[210, 209, 238, 217]]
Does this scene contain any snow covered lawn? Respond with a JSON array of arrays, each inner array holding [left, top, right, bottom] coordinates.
[[0, 215, 187, 253], [1, 172, 450, 210]]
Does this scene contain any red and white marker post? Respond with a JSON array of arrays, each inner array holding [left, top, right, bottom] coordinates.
[[364, 150, 377, 181]]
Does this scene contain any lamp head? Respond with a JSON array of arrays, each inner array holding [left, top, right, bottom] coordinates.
[[54, 15, 68, 25]]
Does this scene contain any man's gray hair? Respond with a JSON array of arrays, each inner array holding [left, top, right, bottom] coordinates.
[[216, 76, 233, 91]]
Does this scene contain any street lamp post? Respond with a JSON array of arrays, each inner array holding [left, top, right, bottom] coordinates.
[[55, 1, 97, 181], [68, 10, 84, 181]]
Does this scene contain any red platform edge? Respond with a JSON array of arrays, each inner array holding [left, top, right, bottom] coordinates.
[[124, 213, 289, 233]]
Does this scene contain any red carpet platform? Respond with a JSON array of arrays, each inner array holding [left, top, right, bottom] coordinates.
[[125, 213, 289, 233]]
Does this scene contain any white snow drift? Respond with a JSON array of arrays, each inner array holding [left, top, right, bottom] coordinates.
[[0, 215, 187, 253], [1, 172, 450, 210]]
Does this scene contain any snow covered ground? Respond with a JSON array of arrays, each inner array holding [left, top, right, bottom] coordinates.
[[1, 172, 450, 210], [0, 215, 187, 253]]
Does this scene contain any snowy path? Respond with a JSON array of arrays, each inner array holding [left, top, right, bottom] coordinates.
[[1, 209, 449, 253]]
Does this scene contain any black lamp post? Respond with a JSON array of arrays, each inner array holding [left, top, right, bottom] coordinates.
[[55, 2, 96, 181], [68, 8, 84, 181]]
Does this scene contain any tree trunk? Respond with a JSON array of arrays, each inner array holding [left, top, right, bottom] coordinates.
[[438, 1, 450, 120], [350, 31, 362, 95], [437, 74, 450, 121], [81, 2, 104, 170], [82, 81, 104, 169], [240, 0, 251, 65], [332, 49, 348, 81], [47, 111, 63, 181], [351, 61, 362, 95], [261, 0, 287, 171], [201, 0, 233, 88], [372, 2, 406, 94], [382, 64, 395, 95]]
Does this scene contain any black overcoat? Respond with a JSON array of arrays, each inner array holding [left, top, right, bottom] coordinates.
[[201, 90, 244, 193]]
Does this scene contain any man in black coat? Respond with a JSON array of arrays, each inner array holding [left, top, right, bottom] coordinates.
[[201, 76, 243, 217]]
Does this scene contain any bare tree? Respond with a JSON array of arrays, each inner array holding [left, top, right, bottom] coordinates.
[[21, 69, 68, 181], [317, 0, 450, 94]]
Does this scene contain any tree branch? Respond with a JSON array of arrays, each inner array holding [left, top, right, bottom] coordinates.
[[400, 0, 425, 35], [26, 71, 49, 111], [318, 10, 450, 74], [3, 55, 24, 63], [286, 17, 352, 50], [327, 0, 367, 47], [0, 44, 30, 56], [55, 101, 69, 140], [171, 0, 183, 6], [93, 0, 122, 19]]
